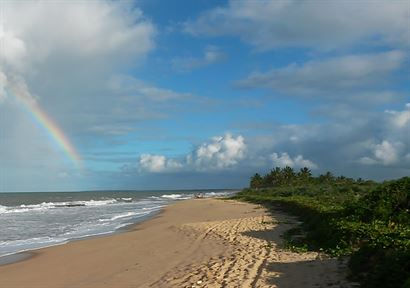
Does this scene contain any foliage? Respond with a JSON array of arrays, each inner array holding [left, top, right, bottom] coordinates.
[[234, 168, 410, 288]]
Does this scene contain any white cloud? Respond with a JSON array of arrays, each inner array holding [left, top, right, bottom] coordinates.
[[237, 50, 405, 97], [184, 0, 409, 50], [358, 157, 378, 166], [136, 133, 321, 174], [0, 0, 156, 106], [137, 134, 247, 173], [123, 100, 408, 180], [0, 1, 199, 141], [239, 102, 410, 179], [385, 103, 410, 128], [1, 1, 155, 64], [139, 154, 182, 173], [271, 152, 317, 169], [190, 134, 246, 169], [373, 141, 401, 165], [0, 24, 27, 71], [171, 46, 226, 72], [359, 140, 404, 166], [0, 1, 156, 97], [0, 1, 159, 190]]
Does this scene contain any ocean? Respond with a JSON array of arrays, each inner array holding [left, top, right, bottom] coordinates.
[[0, 189, 236, 258]]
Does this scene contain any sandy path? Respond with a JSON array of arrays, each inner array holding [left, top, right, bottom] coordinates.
[[0, 199, 352, 288], [154, 202, 352, 288]]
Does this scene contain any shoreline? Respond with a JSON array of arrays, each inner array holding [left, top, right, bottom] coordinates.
[[0, 252, 35, 266], [0, 190, 238, 265], [0, 198, 352, 287], [0, 203, 166, 266]]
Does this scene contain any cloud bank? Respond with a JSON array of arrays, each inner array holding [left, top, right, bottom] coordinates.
[[237, 50, 405, 99], [136, 133, 317, 174], [184, 0, 409, 50]]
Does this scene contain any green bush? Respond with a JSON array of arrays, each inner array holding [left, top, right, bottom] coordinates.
[[234, 173, 410, 288], [346, 177, 410, 225]]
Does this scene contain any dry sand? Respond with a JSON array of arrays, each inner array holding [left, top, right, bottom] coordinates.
[[0, 198, 352, 287]]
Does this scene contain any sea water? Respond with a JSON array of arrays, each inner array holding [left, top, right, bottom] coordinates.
[[0, 190, 235, 258]]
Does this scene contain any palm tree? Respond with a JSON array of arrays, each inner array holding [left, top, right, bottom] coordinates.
[[298, 167, 312, 182], [250, 173, 263, 189], [282, 166, 296, 184]]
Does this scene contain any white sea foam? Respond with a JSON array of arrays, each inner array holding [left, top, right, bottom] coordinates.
[[0, 239, 70, 259], [111, 222, 135, 231], [0, 206, 47, 214], [0, 199, 119, 215], [0, 237, 70, 258], [99, 211, 146, 222], [142, 205, 165, 211], [160, 191, 235, 200], [84, 199, 117, 206], [161, 194, 193, 200], [203, 191, 236, 198]]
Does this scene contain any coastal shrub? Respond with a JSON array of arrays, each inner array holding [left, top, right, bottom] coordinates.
[[234, 170, 410, 288], [346, 177, 410, 225], [349, 244, 410, 288]]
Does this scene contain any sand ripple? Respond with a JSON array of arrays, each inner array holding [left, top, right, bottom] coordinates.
[[154, 209, 353, 288]]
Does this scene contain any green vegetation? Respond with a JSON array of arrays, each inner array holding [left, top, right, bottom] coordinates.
[[233, 167, 410, 288]]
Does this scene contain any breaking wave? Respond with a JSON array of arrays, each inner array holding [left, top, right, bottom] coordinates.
[[0, 199, 119, 215]]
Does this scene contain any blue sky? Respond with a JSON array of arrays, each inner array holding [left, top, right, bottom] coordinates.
[[0, 0, 409, 192]]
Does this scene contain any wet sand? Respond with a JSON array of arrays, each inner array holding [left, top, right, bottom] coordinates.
[[0, 198, 352, 287]]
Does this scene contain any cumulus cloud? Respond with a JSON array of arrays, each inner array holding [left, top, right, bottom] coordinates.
[[136, 133, 321, 174], [359, 140, 404, 166], [237, 50, 406, 99], [138, 134, 247, 173], [0, 23, 27, 72], [385, 103, 410, 128], [0, 1, 155, 97], [1, 1, 155, 64], [188, 134, 246, 170], [245, 103, 410, 177], [112, 99, 410, 183], [271, 152, 317, 169], [171, 46, 226, 72], [356, 105, 409, 168], [184, 0, 409, 50], [139, 154, 182, 172], [0, 0, 158, 125]]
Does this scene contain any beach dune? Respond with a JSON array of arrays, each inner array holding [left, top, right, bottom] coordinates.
[[0, 199, 351, 287]]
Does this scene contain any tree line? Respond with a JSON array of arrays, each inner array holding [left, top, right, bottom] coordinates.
[[250, 166, 369, 188]]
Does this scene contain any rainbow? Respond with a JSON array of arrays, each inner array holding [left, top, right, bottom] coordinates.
[[7, 79, 81, 167]]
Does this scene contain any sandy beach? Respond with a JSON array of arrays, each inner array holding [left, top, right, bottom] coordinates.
[[0, 198, 352, 287]]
